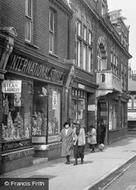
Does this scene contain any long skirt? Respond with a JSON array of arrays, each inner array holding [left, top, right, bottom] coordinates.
[[74, 145, 84, 159]]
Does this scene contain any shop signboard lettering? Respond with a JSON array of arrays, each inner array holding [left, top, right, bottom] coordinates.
[[2, 80, 22, 93], [8, 54, 64, 85]]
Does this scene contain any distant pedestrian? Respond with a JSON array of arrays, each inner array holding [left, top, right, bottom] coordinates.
[[87, 125, 97, 152], [73, 122, 86, 165], [60, 121, 73, 164]]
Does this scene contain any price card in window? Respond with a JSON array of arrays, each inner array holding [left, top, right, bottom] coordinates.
[[2, 80, 22, 93]]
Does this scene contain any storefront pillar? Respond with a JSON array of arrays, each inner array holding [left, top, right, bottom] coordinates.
[[0, 27, 17, 174]]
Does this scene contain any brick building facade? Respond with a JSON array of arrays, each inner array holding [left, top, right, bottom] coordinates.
[[0, 0, 131, 174], [69, 0, 131, 144], [0, 0, 73, 173]]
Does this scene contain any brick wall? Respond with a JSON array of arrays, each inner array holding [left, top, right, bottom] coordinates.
[[1, 0, 71, 61]]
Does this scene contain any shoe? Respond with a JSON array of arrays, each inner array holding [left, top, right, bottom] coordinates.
[[73, 160, 78, 165], [65, 161, 70, 164], [91, 150, 95, 153]]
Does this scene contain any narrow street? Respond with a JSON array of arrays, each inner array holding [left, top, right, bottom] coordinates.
[[104, 161, 136, 190]]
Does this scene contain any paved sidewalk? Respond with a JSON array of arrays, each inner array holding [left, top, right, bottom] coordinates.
[[1, 137, 136, 190]]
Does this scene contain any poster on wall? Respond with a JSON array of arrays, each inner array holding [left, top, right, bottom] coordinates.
[[52, 91, 58, 110], [2, 80, 22, 93]]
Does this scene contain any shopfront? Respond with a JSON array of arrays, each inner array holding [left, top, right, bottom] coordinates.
[[32, 81, 62, 145], [97, 92, 128, 144], [1, 76, 33, 172], [69, 81, 97, 132], [0, 51, 66, 172]]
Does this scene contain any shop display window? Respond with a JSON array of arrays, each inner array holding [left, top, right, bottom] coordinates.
[[2, 80, 32, 142], [48, 87, 61, 137], [71, 88, 87, 126], [32, 83, 61, 143], [32, 83, 48, 136]]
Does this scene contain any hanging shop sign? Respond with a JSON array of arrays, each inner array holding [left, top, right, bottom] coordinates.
[[7, 53, 65, 85], [88, 104, 96, 111], [2, 80, 22, 93]]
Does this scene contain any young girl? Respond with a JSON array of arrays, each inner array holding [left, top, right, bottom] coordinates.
[[87, 125, 97, 152]]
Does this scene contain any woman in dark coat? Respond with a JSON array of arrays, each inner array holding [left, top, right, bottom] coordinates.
[[60, 121, 73, 164]]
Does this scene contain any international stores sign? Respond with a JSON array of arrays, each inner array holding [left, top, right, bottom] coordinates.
[[2, 80, 22, 93]]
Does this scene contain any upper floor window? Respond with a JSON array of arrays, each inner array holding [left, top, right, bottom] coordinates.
[[101, 0, 107, 16], [77, 40, 81, 67], [25, 0, 33, 42], [25, 0, 32, 17], [88, 31, 92, 45], [77, 21, 82, 37], [128, 98, 132, 109], [134, 97, 136, 109], [76, 20, 93, 73], [49, 8, 57, 54], [88, 48, 93, 73], [83, 26, 87, 41]]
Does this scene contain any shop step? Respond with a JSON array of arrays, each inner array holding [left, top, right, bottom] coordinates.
[[32, 157, 48, 165]]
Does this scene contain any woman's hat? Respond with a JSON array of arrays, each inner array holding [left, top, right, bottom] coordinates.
[[63, 121, 70, 127]]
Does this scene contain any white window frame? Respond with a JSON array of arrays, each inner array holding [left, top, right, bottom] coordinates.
[[77, 21, 82, 37], [25, 0, 33, 42], [83, 26, 87, 41], [88, 31, 92, 45], [77, 40, 81, 67], [49, 8, 56, 54], [83, 44, 87, 70], [128, 98, 132, 109], [88, 48, 93, 73]]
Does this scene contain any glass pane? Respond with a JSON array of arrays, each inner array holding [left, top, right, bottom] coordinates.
[[2, 80, 32, 141], [48, 88, 61, 137], [49, 10, 54, 32], [89, 32, 92, 45], [88, 48, 92, 72], [83, 45, 87, 70], [25, 21, 31, 41], [49, 33, 53, 52], [32, 85, 48, 136], [83, 27, 87, 41], [77, 21, 81, 36], [77, 40, 81, 67], [25, 0, 32, 17]]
